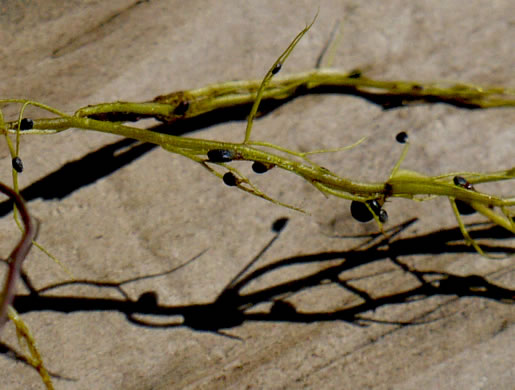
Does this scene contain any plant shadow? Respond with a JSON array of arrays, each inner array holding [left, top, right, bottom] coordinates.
[[7, 218, 514, 333], [1, 217, 513, 376]]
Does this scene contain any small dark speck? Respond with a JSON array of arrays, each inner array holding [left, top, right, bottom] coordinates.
[[395, 131, 408, 144], [12, 156, 23, 173], [378, 209, 388, 223], [270, 300, 296, 317], [272, 217, 288, 233], [222, 172, 237, 186], [208, 149, 234, 163], [20, 118, 34, 130], [348, 69, 362, 79], [173, 101, 189, 116], [137, 291, 158, 307], [252, 161, 268, 174]]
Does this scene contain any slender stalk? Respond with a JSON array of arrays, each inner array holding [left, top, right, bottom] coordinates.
[[0, 182, 37, 333], [69, 69, 515, 124]]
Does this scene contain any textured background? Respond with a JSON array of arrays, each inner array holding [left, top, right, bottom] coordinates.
[[1, 1, 514, 389]]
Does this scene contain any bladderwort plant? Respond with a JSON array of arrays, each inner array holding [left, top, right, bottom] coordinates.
[[1, 18, 514, 389]]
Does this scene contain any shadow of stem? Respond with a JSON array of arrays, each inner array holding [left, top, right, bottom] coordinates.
[[0, 217, 512, 379], [6, 218, 513, 336]]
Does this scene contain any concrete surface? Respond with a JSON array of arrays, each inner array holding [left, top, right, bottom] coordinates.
[[0, 1, 513, 389]]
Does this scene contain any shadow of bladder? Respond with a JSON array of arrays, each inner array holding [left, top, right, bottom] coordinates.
[[6, 217, 513, 340]]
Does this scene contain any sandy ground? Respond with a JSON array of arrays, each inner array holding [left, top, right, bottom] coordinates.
[[0, 1, 514, 389]]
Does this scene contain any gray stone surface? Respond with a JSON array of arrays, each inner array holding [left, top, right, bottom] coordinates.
[[1, 1, 513, 389]]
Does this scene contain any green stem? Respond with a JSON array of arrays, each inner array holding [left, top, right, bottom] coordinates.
[[71, 69, 515, 123]]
